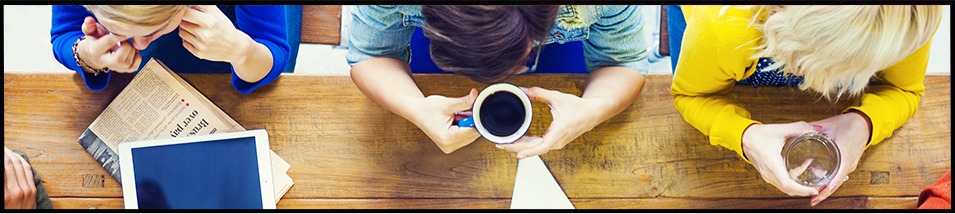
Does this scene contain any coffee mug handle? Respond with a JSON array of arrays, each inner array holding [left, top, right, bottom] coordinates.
[[457, 116, 475, 127]]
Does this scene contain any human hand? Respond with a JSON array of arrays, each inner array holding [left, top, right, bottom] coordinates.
[[742, 122, 822, 197], [179, 5, 254, 64], [495, 87, 601, 159], [77, 16, 141, 73], [806, 111, 870, 206], [413, 89, 481, 154], [4, 147, 36, 209]]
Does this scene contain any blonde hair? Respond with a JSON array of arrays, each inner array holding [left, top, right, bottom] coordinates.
[[84, 5, 187, 28], [731, 5, 942, 100]]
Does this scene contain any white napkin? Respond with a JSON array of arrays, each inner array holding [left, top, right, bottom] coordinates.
[[510, 155, 575, 209]]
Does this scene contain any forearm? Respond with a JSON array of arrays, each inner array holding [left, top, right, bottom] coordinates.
[[580, 66, 646, 127], [53, 33, 86, 73], [51, 5, 91, 73], [673, 90, 758, 161], [231, 37, 273, 83], [350, 58, 426, 122], [844, 85, 921, 148]]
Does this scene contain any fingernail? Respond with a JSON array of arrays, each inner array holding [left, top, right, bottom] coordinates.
[[495, 145, 503, 149], [518, 87, 529, 93], [810, 200, 819, 207], [811, 125, 823, 132]]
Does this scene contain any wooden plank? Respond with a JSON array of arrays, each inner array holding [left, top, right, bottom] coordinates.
[[573, 196, 919, 209], [864, 197, 919, 209], [659, 6, 670, 56], [571, 198, 864, 209], [278, 198, 508, 209], [49, 196, 919, 209], [51, 198, 124, 209], [4, 73, 949, 200], [4, 74, 129, 198], [301, 5, 341, 45]]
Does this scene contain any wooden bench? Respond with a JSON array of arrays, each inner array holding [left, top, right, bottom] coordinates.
[[301, 5, 341, 45], [3, 72, 950, 209], [659, 6, 670, 56]]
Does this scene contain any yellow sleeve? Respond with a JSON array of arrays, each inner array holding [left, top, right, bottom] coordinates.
[[844, 39, 933, 150], [671, 6, 762, 163]]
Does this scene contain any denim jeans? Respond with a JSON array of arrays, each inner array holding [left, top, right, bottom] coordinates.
[[667, 5, 686, 75], [347, 5, 650, 76]]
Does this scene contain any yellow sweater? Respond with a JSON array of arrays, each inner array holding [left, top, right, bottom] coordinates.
[[671, 5, 935, 162]]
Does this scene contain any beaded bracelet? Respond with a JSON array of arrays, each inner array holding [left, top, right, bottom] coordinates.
[[72, 37, 110, 76]]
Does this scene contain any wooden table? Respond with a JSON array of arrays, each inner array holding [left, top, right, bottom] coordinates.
[[301, 5, 341, 45], [3, 72, 950, 209]]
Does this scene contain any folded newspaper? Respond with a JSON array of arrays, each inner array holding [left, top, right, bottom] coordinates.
[[77, 58, 293, 203]]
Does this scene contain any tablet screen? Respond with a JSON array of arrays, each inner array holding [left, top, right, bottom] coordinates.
[[130, 136, 263, 209]]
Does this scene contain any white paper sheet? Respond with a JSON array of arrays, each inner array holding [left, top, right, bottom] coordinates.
[[510, 155, 574, 209], [270, 150, 291, 173]]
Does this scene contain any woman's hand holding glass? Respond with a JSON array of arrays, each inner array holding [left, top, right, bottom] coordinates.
[[806, 112, 870, 206], [742, 113, 869, 206], [742, 122, 822, 197]]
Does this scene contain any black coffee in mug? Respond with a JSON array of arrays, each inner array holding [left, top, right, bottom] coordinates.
[[456, 83, 532, 144], [479, 91, 526, 137]]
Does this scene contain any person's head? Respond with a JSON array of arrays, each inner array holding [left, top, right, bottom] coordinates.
[[742, 5, 942, 100], [84, 5, 188, 50], [421, 5, 559, 83]]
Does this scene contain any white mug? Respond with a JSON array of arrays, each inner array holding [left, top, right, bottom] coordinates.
[[457, 83, 533, 144]]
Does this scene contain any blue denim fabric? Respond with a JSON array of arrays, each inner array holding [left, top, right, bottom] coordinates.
[[346, 5, 649, 76], [666, 5, 686, 74]]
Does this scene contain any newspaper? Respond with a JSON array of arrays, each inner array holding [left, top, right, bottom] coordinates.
[[77, 58, 292, 203]]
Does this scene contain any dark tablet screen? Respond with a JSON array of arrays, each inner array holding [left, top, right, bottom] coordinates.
[[130, 136, 263, 209]]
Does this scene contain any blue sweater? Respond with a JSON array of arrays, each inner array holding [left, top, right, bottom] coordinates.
[[51, 5, 289, 94]]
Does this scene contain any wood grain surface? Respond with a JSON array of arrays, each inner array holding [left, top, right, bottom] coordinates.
[[4, 72, 950, 209], [659, 6, 670, 56], [49, 197, 919, 209], [300, 5, 341, 45]]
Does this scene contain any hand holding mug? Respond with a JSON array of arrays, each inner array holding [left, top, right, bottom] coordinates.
[[414, 89, 481, 154], [495, 86, 601, 159], [77, 16, 140, 73]]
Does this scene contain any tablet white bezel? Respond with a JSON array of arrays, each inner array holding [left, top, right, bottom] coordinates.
[[118, 129, 275, 209]]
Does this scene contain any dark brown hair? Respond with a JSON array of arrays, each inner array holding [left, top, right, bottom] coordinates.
[[421, 5, 559, 83]]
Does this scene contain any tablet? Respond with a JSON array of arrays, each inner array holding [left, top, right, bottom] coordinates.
[[118, 129, 275, 209]]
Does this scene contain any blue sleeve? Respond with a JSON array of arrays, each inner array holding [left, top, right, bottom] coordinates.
[[345, 5, 415, 67], [231, 5, 290, 94], [51, 5, 110, 91], [583, 5, 650, 76]]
